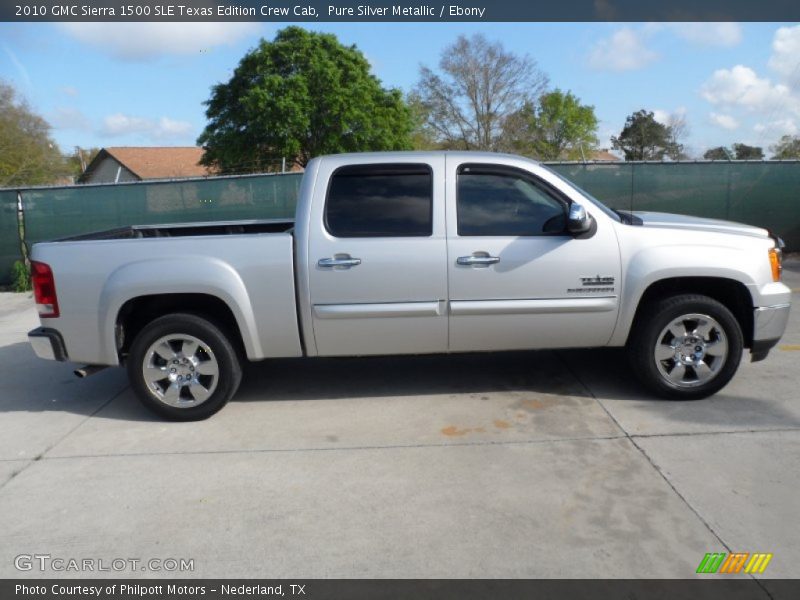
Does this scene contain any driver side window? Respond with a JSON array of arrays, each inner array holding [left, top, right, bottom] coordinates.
[[457, 165, 567, 236]]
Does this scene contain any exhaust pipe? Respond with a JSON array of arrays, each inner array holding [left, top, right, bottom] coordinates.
[[74, 365, 108, 378]]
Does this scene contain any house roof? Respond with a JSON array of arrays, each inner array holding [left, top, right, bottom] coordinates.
[[82, 147, 212, 181], [589, 150, 621, 162]]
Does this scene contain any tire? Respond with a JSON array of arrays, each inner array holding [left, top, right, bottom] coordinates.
[[127, 313, 242, 420], [628, 294, 743, 400]]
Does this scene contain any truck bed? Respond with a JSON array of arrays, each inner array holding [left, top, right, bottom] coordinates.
[[32, 222, 303, 365], [57, 219, 295, 242]]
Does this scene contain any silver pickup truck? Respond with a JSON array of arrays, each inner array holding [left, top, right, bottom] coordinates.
[[28, 152, 791, 420]]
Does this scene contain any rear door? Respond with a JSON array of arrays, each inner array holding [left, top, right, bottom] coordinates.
[[445, 156, 622, 352], [306, 156, 448, 356]]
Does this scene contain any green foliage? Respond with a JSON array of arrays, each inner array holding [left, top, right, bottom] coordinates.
[[770, 135, 800, 159], [198, 27, 413, 173], [0, 81, 68, 186], [11, 260, 30, 293], [407, 92, 442, 151], [732, 143, 764, 160], [505, 90, 599, 160], [611, 110, 682, 161], [703, 146, 732, 160], [66, 147, 100, 179], [414, 34, 548, 151]]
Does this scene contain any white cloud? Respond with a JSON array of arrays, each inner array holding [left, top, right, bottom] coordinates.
[[709, 112, 739, 130], [49, 107, 92, 131], [101, 113, 193, 140], [698, 26, 800, 146], [700, 65, 796, 114], [102, 114, 152, 136], [59, 22, 261, 60], [588, 28, 658, 72], [768, 24, 800, 88], [652, 106, 687, 126], [669, 23, 742, 47], [154, 117, 193, 138], [60, 86, 78, 97], [754, 119, 798, 137], [652, 109, 670, 125]]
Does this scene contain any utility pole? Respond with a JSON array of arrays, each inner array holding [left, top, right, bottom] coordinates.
[[75, 146, 86, 173]]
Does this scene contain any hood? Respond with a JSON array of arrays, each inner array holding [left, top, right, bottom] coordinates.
[[630, 211, 770, 240]]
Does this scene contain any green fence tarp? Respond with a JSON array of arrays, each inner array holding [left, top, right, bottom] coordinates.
[[0, 191, 21, 286], [548, 163, 634, 212], [22, 173, 303, 250], [548, 162, 800, 249], [2, 162, 799, 287]]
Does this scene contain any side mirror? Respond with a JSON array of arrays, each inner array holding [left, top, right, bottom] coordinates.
[[567, 204, 592, 234]]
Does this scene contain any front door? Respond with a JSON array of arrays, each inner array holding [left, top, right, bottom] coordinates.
[[445, 159, 622, 352], [307, 157, 448, 356]]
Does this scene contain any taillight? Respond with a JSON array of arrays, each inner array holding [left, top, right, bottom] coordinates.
[[31, 261, 59, 318]]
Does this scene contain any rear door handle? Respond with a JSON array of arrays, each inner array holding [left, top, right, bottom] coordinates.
[[318, 257, 361, 268], [457, 255, 500, 266]]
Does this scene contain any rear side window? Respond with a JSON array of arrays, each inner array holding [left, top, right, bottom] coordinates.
[[325, 164, 433, 237]]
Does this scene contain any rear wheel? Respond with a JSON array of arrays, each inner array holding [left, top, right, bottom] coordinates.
[[127, 313, 242, 420], [628, 294, 743, 399]]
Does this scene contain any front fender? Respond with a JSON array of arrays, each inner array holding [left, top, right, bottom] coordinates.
[[609, 243, 764, 346]]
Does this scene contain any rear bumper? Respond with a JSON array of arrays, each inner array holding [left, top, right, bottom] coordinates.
[[28, 327, 68, 362], [750, 303, 791, 362]]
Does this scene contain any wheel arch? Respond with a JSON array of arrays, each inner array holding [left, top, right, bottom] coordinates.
[[624, 277, 754, 347], [115, 294, 248, 363]]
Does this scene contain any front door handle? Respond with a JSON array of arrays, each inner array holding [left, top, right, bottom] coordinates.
[[318, 256, 362, 268], [457, 254, 500, 266]]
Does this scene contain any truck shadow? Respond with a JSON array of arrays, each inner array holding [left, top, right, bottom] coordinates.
[[557, 347, 800, 430], [0, 341, 132, 419], [1, 340, 798, 430]]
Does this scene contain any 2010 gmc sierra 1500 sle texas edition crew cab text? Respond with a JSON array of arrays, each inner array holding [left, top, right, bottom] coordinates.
[[27, 152, 791, 420]]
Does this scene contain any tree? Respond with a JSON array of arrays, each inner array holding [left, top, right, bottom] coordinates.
[[504, 90, 599, 160], [406, 93, 441, 151], [0, 81, 67, 186], [198, 27, 413, 172], [665, 113, 690, 160], [771, 135, 800, 159], [66, 146, 99, 179], [611, 110, 681, 161], [414, 34, 548, 151], [703, 146, 731, 160], [732, 143, 764, 160]]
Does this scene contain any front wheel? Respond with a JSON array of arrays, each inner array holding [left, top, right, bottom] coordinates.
[[127, 313, 242, 420], [628, 294, 743, 399]]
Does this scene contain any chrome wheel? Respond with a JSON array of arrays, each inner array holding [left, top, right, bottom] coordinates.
[[141, 334, 219, 407], [654, 313, 728, 389]]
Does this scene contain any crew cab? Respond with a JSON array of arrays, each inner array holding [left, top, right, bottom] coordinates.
[[27, 152, 791, 420]]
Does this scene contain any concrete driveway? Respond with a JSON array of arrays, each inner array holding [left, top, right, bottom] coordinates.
[[0, 262, 798, 594]]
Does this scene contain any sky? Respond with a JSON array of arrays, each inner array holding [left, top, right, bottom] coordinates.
[[1, 21, 799, 158]]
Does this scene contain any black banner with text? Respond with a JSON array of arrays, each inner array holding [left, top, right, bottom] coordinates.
[[5, 579, 800, 600], [4, 0, 800, 22]]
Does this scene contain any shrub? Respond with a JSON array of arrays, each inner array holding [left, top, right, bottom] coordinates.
[[11, 260, 31, 292]]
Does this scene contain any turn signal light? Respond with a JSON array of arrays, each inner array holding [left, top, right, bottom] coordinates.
[[31, 261, 59, 318], [768, 248, 782, 282]]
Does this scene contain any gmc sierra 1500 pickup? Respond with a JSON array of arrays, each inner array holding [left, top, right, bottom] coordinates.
[[27, 152, 791, 420]]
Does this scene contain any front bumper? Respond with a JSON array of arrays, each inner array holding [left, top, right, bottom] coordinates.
[[28, 327, 68, 362], [750, 303, 791, 362]]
